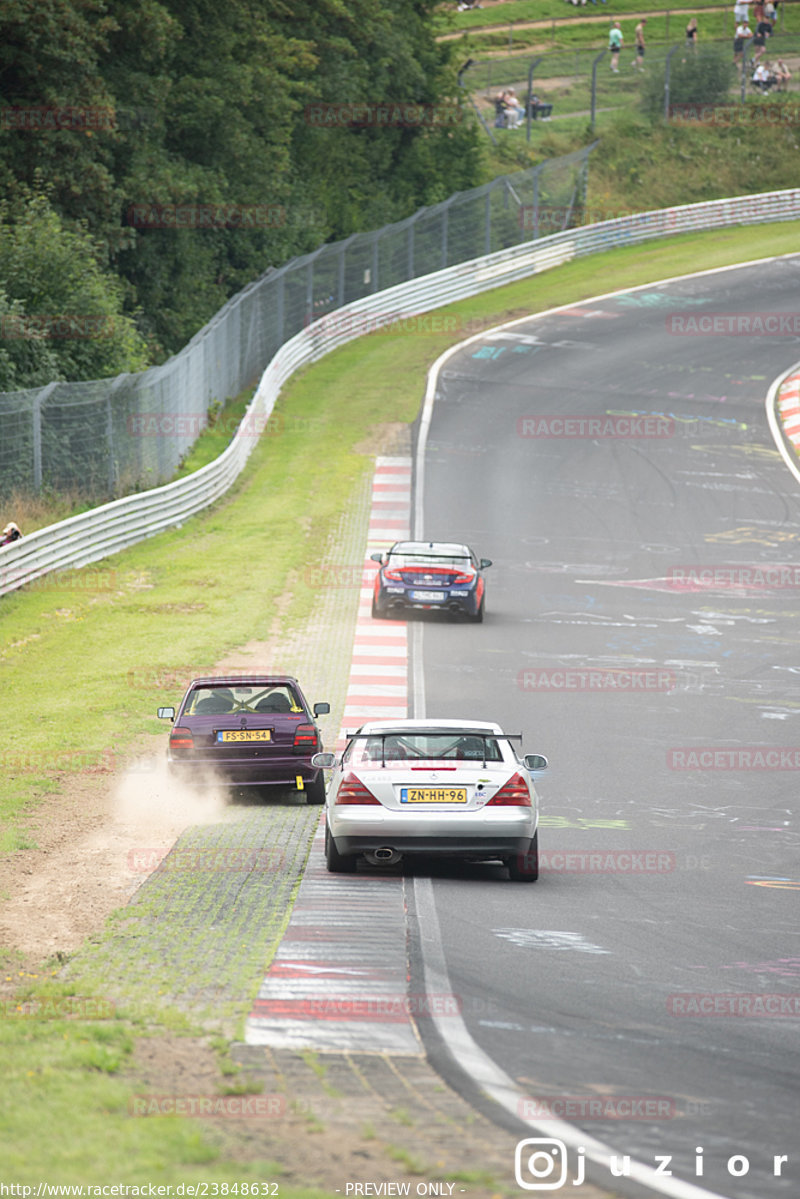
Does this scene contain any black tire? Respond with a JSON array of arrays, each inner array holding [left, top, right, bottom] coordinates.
[[371, 595, 384, 619], [469, 596, 485, 624], [325, 824, 356, 873], [305, 773, 326, 805], [507, 831, 538, 882]]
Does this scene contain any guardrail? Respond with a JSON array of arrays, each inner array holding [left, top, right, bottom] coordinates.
[[2, 187, 799, 598]]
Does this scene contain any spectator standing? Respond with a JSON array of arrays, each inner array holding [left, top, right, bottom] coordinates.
[[764, 0, 777, 24], [633, 19, 647, 70], [753, 15, 772, 60], [685, 17, 698, 49], [609, 21, 623, 71], [733, 0, 749, 22], [733, 20, 752, 65]]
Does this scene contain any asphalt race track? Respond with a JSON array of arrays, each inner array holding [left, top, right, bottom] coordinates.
[[408, 258, 800, 1199]]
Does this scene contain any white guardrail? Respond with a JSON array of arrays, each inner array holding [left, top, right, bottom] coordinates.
[[2, 188, 799, 598]]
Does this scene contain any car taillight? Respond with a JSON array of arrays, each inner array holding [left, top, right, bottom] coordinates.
[[384, 568, 404, 581], [486, 773, 532, 806], [293, 724, 319, 750], [169, 727, 194, 750], [334, 773, 380, 805], [452, 570, 476, 584]]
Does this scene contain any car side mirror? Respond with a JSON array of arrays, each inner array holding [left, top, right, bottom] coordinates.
[[370, 552, 385, 564], [480, 558, 493, 569], [523, 753, 548, 772], [312, 752, 337, 769], [313, 702, 330, 717], [157, 707, 175, 721]]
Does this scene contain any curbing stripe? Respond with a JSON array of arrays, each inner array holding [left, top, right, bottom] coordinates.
[[244, 456, 416, 1052]]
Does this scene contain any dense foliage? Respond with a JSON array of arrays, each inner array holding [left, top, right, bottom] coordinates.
[[0, 0, 482, 382]]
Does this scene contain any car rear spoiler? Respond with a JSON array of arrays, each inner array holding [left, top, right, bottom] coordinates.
[[341, 729, 523, 769]]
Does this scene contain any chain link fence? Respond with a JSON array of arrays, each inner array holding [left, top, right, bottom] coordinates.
[[0, 146, 593, 501]]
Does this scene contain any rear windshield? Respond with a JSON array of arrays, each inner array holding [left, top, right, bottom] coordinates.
[[184, 685, 303, 716], [388, 553, 471, 569], [345, 732, 504, 765]]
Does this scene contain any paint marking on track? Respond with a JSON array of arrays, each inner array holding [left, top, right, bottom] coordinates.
[[243, 456, 416, 1052]]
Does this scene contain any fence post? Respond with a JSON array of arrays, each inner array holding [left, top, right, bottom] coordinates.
[[32, 381, 58, 493], [663, 44, 682, 122], [107, 374, 129, 495], [526, 56, 544, 143], [741, 37, 754, 103], [590, 49, 607, 131], [441, 203, 449, 270], [485, 188, 492, 256]]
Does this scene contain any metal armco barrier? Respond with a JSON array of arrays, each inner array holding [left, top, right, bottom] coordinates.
[[1, 187, 799, 598]]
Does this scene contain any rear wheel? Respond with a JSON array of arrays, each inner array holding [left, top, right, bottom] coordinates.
[[305, 773, 326, 805], [371, 595, 384, 619], [469, 596, 485, 623], [507, 831, 538, 882], [325, 824, 356, 873]]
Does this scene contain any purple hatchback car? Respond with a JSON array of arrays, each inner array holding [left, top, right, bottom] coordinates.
[[157, 675, 330, 802]]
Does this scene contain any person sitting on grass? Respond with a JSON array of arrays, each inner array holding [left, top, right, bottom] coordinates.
[[773, 58, 791, 88]]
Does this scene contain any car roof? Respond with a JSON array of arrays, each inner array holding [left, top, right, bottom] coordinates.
[[352, 718, 504, 735], [188, 675, 300, 688], [388, 541, 472, 556]]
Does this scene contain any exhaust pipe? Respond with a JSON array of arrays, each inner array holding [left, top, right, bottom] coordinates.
[[366, 846, 402, 865]]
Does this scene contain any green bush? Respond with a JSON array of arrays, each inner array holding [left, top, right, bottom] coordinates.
[[640, 45, 736, 118]]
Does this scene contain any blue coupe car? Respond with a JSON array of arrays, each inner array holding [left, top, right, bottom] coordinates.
[[370, 541, 491, 622]]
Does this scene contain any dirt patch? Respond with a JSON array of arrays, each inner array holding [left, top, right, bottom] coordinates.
[[125, 1036, 611, 1198], [0, 740, 233, 976]]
